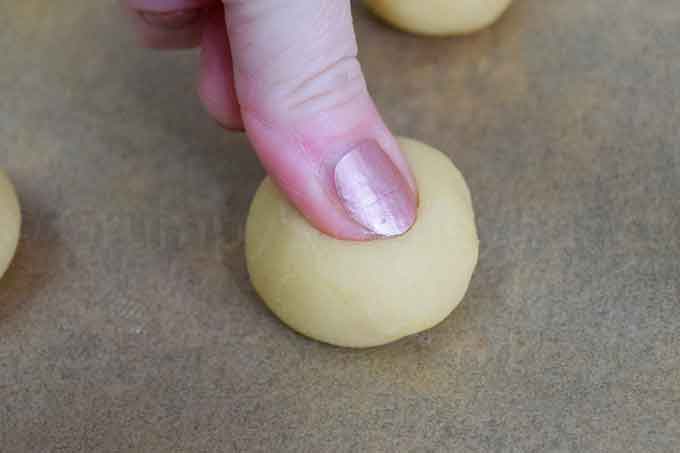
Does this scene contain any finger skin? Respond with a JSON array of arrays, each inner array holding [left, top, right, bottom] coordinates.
[[125, 0, 215, 12], [123, 0, 418, 239], [198, 8, 243, 130], [121, 0, 216, 49], [224, 0, 417, 240]]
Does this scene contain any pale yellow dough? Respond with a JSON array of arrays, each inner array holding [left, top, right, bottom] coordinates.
[[0, 170, 21, 280], [365, 0, 512, 36], [245, 138, 479, 348]]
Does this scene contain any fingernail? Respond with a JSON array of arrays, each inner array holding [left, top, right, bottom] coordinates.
[[334, 141, 417, 237], [139, 9, 202, 29]]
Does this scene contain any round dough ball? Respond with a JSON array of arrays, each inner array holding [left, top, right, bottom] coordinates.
[[0, 170, 21, 280], [365, 0, 512, 36], [245, 138, 479, 348]]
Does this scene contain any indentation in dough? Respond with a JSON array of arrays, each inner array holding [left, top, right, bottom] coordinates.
[[245, 138, 479, 348]]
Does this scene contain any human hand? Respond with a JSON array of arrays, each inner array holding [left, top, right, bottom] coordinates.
[[122, 0, 417, 239]]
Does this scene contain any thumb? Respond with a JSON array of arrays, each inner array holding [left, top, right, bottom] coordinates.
[[224, 0, 417, 240]]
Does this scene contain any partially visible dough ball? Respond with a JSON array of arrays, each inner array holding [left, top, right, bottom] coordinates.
[[365, 0, 512, 36], [245, 138, 479, 348], [0, 170, 21, 280]]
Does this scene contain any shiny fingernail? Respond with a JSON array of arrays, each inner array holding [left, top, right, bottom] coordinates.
[[139, 9, 202, 29], [334, 141, 417, 237]]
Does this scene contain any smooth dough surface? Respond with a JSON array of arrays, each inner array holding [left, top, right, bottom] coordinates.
[[246, 138, 479, 348], [0, 170, 21, 280], [365, 0, 512, 36]]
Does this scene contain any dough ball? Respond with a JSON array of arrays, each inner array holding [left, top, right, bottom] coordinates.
[[245, 138, 479, 348], [0, 170, 21, 280], [365, 0, 512, 36]]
